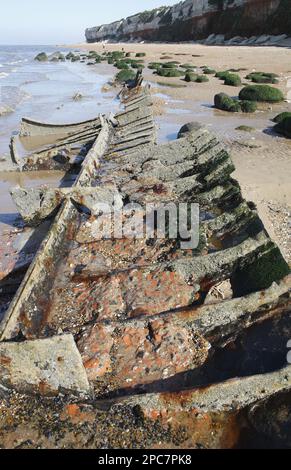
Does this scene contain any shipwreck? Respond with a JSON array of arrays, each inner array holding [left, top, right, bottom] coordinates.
[[0, 75, 290, 449]]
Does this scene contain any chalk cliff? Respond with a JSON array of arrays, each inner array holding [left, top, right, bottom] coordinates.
[[85, 0, 290, 43]]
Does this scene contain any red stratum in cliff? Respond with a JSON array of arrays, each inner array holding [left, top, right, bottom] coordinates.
[[0, 78, 290, 449]]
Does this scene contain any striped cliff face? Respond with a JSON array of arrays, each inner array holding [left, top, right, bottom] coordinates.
[[85, 0, 284, 43], [0, 77, 290, 448]]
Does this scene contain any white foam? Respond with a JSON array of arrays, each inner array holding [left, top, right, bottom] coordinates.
[[7, 59, 26, 65], [0, 72, 9, 79]]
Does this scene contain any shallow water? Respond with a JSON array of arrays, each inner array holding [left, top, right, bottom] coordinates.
[[0, 45, 118, 158], [0, 45, 120, 235]]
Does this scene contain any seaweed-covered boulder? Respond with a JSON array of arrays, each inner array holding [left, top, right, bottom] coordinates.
[[203, 67, 216, 75], [185, 72, 208, 83], [180, 63, 195, 69], [162, 62, 178, 69], [224, 73, 242, 87], [273, 112, 291, 123], [115, 69, 136, 84], [115, 61, 129, 70], [246, 72, 279, 84], [111, 51, 125, 60], [274, 116, 291, 137], [65, 52, 75, 60], [239, 85, 284, 102], [196, 75, 209, 83], [131, 62, 145, 69], [240, 100, 257, 113], [215, 71, 231, 80], [71, 55, 80, 62], [157, 68, 184, 78], [34, 52, 48, 62], [148, 62, 162, 70], [185, 72, 198, 82], [49, 52, 65, 62], [214, 93, 241, 112]]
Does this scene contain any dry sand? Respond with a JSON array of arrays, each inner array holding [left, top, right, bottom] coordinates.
[[73, 42, 291, 261]]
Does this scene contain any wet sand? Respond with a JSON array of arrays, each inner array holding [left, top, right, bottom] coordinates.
[[73, 42, 291, 263]]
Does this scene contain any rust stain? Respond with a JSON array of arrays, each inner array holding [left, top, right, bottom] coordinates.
[[0, 355, 12, 366]]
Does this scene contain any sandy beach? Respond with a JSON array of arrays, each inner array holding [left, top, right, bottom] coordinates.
[[71, 42, 291, 263]]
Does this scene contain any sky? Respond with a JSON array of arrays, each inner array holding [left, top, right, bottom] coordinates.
[[0, 0, 179, 45]]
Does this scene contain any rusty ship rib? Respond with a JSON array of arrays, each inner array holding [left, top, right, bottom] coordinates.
[[0, 78, 290, 449]]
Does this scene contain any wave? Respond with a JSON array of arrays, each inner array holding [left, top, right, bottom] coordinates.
[[7, 59, 28, 65], [0, 72, 9, 79]]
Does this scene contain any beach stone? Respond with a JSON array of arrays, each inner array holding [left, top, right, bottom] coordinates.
[[204, 280, 233, 305], [49, 52, 65, 62], [235, 125, 256, 132], [73, 92, 83, 101], [178, 122, 203, 138], [34, 52, 48, 62], [0, 335, 90, 396], [236, 139, 263, 149]]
